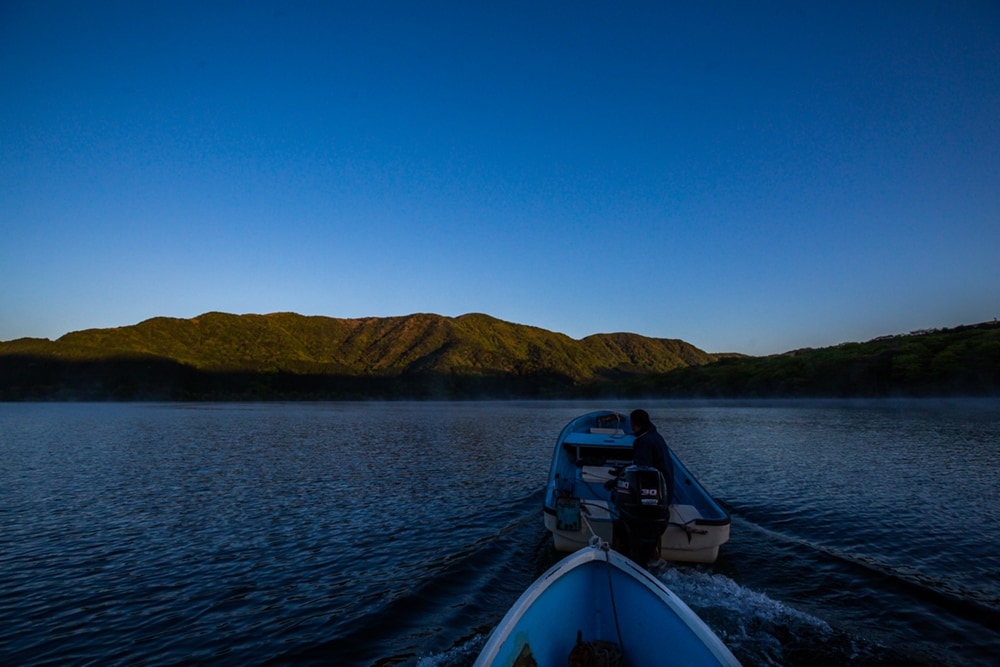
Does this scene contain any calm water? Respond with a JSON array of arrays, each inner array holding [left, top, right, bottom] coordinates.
[[1, 400, 998, 666]]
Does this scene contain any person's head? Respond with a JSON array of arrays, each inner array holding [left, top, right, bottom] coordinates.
[[629, 409, 651, 434]]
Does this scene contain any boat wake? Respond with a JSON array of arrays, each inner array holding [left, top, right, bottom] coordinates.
[[708, 510, 997, 666], [272, 492, 963, 667], [420, 561, 914, 667], [418, 562, 850, 666], [727, 503, 1000, 618], [267, 489, 552, 667], [659, 566, 859, 666]]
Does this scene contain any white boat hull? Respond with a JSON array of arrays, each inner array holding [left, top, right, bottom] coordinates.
[[544, 507, 729, 563]]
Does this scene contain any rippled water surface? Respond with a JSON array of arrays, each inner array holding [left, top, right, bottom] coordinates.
[[1, 400, 998, 666]]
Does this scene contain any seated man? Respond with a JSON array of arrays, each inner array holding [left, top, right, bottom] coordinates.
[[629, 408, 674, 501]]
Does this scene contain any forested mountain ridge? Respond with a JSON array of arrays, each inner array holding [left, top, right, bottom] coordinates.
[[0, 312, 720, 399], [13, 311, 717, 376], [2, 313, 997, 400]]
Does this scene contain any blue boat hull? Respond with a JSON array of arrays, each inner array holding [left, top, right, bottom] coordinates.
[[474, 545, 740, 666]]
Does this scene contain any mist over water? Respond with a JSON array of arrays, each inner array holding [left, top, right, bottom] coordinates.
[[1, 399, 997, 666]]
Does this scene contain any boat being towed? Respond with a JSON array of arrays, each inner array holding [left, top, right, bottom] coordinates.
[[544, 411, 730, 563], [473, 542, 741, 666]]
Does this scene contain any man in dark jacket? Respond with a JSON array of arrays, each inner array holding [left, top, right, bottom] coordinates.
[[630, 409, 674, 501]]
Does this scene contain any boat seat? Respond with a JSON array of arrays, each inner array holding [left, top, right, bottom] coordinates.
[[572, 467, 616, 503], [589, 427, 624, 435], [580, 466, 616, 483], [670, 504, 703, 525]]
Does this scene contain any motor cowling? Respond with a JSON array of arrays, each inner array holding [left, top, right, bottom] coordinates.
[[612, 465, 670, 566]]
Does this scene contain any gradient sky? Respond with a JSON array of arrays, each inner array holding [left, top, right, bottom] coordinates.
[[2, 1, 998, 355]]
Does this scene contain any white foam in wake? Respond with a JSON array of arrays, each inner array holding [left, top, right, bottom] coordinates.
[[659, 566, 840, 664], [415, 633, 488, 667], [417, 567, 850, 667]]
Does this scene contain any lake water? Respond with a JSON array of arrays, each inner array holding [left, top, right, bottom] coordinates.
[[1, 399, 998, 666]]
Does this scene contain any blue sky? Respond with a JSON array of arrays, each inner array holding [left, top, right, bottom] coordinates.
[[2, 1, 998, 355]]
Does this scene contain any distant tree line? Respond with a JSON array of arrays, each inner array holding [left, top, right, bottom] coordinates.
[[611, 322, 1000, 398], [0, 355, 581, 401]]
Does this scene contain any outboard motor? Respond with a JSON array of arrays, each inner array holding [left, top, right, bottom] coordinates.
[[612, 465, 670, 567]]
